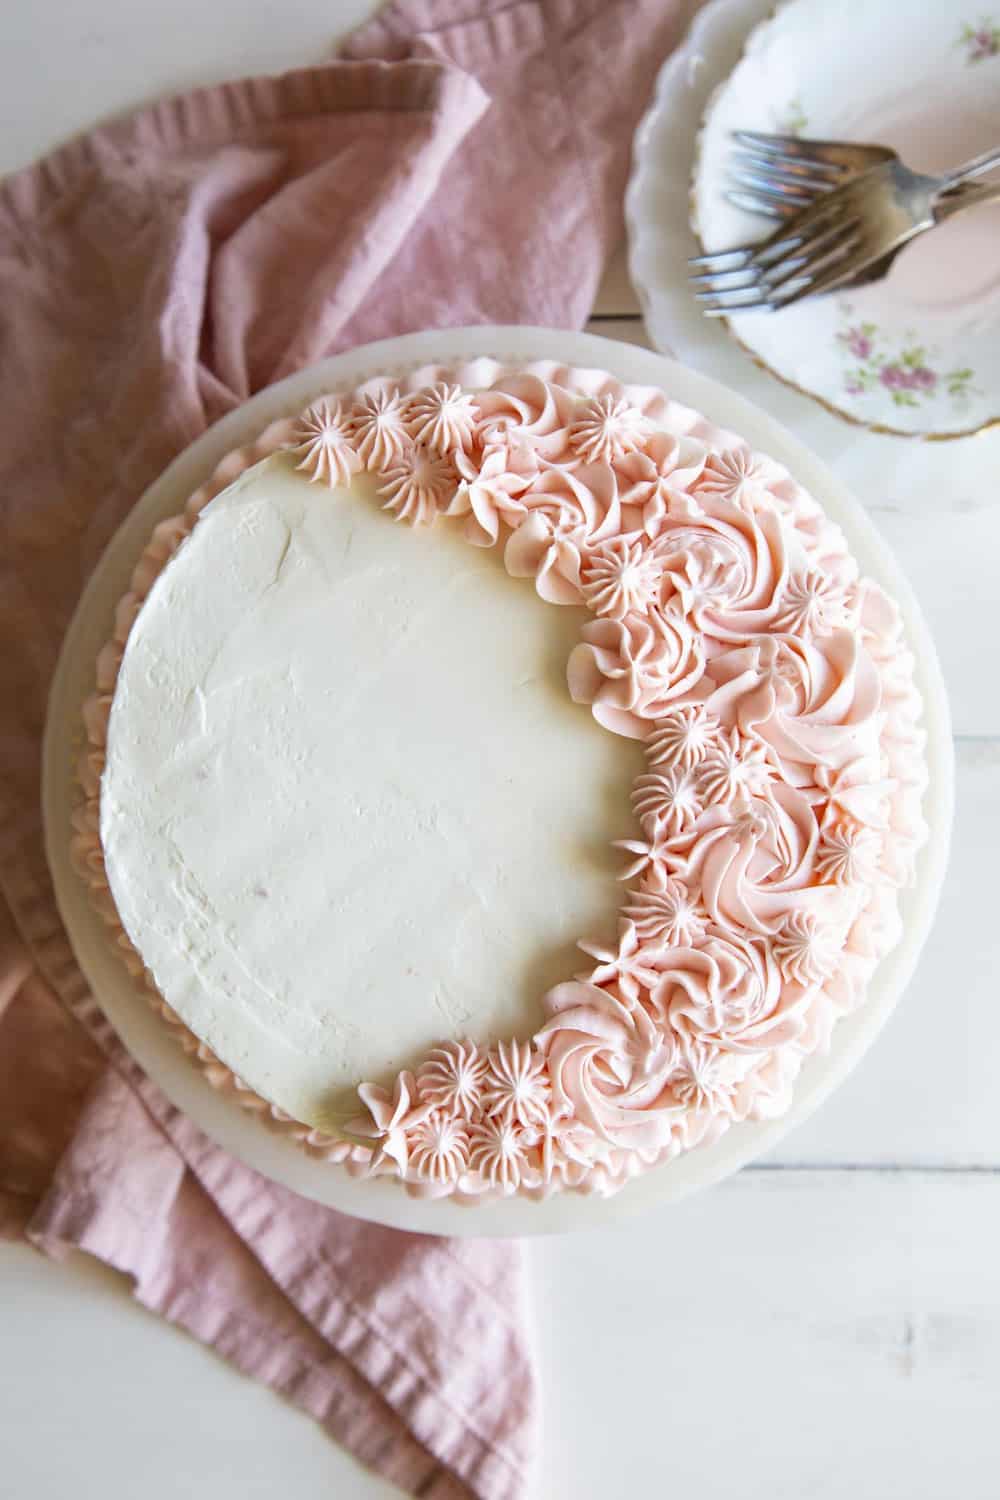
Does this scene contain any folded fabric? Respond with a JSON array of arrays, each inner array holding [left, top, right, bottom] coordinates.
[[0, 2, 695, 1496]]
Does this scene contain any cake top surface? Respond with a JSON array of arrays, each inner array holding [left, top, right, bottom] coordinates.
[[78, 359, 928, 1202], [100, 453, 644, 1121]]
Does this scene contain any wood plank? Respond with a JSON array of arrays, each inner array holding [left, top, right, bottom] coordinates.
[[0, 1244, 400, 1499], [8, 1165, 998, 1500], [592, 244, 642, 318], [583, 316, 653, 349], [533, 1169, 1000, 1499], [867, 499, 1000, 740], [0, 0, 379, 172]]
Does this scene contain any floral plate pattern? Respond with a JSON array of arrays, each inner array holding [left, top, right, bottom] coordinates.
[[630, 0, 1000, 439]]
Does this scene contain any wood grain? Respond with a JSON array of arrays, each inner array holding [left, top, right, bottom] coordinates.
[[7, 1165, 1000, 1498], [590, 244, 642, 318], [534, 1169, 1000, 1499]]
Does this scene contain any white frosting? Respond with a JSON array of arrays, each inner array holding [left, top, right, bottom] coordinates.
[[100, 454, 643, 1127]]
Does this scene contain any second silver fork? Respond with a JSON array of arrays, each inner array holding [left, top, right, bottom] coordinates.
[[725, 130, 896, 220], [692, 138, 1000, 314]]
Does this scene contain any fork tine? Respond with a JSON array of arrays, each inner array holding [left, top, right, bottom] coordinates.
[[731, 130, 875, 164], [689, 213, 819, 276], [727, 169, 821, 205], [688, 244, 757, 271], [690, 173, 863, 275], [770, 239, 875, 309], [692, 273, 763, 298], [699, 254, 851, 315], [724, 189, 798, 220], [701, 290, 779, 316], [731, 148, 842, 185], [689, 217, 811, 270], [732, 130, 832, 158], [764, 227, 862, 295], [759, 219, 861, 287], [691, 218, 859, 297], [690, 262, 765, 289], [695, 280, 780, 310], [748, 187, 860, 266]]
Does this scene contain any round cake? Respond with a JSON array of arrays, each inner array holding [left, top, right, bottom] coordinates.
[[72, 358, 928, 1202]]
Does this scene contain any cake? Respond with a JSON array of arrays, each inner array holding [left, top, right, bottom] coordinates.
[[72, 358, 928, 1202]]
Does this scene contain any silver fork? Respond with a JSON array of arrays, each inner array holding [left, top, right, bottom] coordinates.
[[720, 130, 994, 293], [691, 144, 1000, 314], [724, 132, 902, 292], [726, 130, 896, 219]]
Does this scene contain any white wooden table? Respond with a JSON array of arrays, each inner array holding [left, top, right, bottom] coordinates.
[[4, 4, 998, 1495]]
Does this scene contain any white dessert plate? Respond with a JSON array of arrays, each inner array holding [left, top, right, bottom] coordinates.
[[630, 0, 1000, 439], [43, 327, 952, 1237]]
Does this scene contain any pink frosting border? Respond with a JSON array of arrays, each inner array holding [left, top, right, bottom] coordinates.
[[71, 358, 928, 1203]]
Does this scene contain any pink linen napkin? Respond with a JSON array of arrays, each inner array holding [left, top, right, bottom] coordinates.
[[0, 3, 695, 1496]]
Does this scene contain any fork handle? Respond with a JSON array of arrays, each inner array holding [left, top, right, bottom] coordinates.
[[935, 179, 1000, 219], [936, 145, 1000, 193]]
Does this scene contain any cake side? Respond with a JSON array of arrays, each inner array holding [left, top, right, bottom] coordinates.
[[71, 359, 928, 1202]]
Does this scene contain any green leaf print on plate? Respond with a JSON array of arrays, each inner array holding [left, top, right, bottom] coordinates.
[[836, 308, 978, 411]]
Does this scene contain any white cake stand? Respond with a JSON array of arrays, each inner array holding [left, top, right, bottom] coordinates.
[[43, 327, 953, 1237]]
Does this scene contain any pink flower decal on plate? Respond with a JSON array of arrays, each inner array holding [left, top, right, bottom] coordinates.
[[957, 18, 1000, 62], [836, 308, 977, 410]]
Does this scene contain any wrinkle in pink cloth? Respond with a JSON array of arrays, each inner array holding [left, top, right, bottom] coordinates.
[[0, 3, 694, 1496]]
